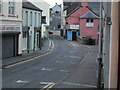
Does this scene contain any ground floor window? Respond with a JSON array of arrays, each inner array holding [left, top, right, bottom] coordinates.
[[23, 32, 27, 38]]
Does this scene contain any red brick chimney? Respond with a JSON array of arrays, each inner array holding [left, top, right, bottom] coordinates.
[[81, 2, 88, 7]]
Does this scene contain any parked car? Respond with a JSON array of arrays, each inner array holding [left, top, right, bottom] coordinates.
[[49, 31, 54, 34]]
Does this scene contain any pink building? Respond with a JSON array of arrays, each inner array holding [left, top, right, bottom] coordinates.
[[66, 2, 99, 44]]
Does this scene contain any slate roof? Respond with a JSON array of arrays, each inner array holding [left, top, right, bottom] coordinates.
[[80, 11, 99, 18], [64, 2, 100, 18], [64, 2, 81, 15], [22, 1, 42, 11]]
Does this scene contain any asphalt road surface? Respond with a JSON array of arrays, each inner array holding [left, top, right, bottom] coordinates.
[[2, 31, 89, 89]]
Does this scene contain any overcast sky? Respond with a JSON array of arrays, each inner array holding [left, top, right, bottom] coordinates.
[[44, 0, 62, 8]]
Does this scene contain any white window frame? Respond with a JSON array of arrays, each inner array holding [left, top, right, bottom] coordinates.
[[38, 13, 40, 27], [86, 19, 94, 27], [86, 19, 94, 23], [30, 12, 32, 26], [34, 12, 37, 26], [25, 11, 28, 26], [8, 0, 15, 15]]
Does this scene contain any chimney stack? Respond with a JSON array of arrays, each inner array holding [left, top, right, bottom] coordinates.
[[81, 2, 88, 7]]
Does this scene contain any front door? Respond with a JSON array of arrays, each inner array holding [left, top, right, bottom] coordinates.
[[72, 32, 77, 41]]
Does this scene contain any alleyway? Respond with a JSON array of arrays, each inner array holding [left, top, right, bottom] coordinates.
[[2, 31, 98, 89]]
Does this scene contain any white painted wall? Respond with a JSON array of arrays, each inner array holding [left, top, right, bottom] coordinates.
[[28, 0, 50, 38], [22, 8, 42, 52], [1, 0, 22, 55]]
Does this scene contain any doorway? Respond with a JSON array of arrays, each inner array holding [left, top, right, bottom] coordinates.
[[72, 32, 77, 41]]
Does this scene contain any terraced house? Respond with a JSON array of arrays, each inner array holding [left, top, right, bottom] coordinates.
[[0, 0, 22, 59], [22, 1, 42, 55]]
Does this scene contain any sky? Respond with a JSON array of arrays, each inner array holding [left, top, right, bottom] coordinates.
[[44, 0, 62, 8]]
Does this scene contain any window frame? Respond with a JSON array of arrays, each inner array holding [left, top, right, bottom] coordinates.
[[41, 16, 46, 24], [0, 0, 2, 14], [86, 19, 94, 23], [38, 13, 40, 26], [23, 31, 27, 38], [8, 0, 15, 15], [25, 11, 28, 26], [34, 12, 37, 26], [30, 12, 32, 26]]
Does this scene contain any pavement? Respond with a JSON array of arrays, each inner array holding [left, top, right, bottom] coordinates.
[[2, 38, 52, 67]]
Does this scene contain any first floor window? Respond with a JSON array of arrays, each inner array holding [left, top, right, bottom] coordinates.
[[41, 16, 46, 23], [0, 0, 2, 14], [86, 19, 94, 27], [86, 19, 94, 23], [8, 0, 15, 15], [30, 12, 32, 26]]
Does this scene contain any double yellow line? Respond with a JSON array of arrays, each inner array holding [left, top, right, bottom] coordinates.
[[41, 83, 55, 90], [1, 39, 54, 70]]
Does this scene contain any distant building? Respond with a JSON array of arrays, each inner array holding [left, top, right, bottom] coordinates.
[[61, 2, 100, 41], [50, 3, 61, 30], [51, 3, 61, 14], [22, 1, 42, 54], [65, 2, 100, 44], [0, 0, 22, 59]]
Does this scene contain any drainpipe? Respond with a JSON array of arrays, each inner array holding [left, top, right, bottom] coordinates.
[[97, 2, 103, 88], [27, 27, 30, 53], [33, 27, 36, 51], [39, 27, 41, 50]]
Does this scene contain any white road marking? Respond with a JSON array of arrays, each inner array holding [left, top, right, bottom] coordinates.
[[64, 56, 81, 59], [69, 56, 81, 59], [40, 82, 55, 85], [42, 68, 53, 71], [56, 61, 63, 63], [16, 80, 29, 84], [59, 70, 69, 72], [62, 82, 96, 88]]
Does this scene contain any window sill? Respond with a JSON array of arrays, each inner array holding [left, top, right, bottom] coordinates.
[[0, 14, 4, 16], [8, 15, 17, 17]]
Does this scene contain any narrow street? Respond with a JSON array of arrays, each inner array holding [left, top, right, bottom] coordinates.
[[2, 31, 97, 89]]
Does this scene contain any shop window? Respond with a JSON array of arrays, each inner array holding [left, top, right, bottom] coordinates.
[[8, 0, 15, 15]]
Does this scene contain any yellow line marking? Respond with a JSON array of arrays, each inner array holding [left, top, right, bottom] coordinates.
[[46, 84, 55, 90], [41, 84, 54, 90], [3, 39, 55, 69], [67, 41, 76, 47]]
